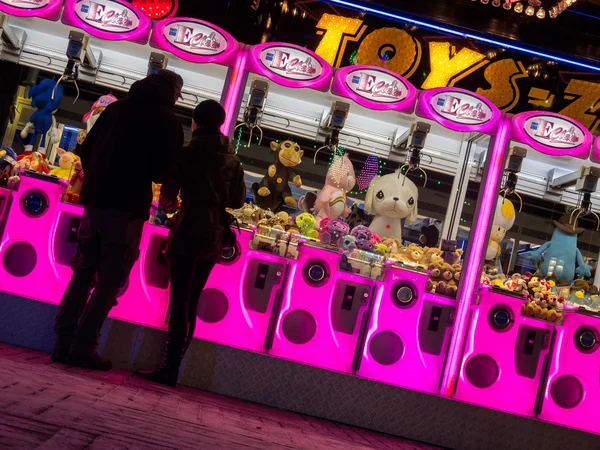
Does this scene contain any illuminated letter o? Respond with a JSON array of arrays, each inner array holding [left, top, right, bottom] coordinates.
[[357, 27, 420, 78]]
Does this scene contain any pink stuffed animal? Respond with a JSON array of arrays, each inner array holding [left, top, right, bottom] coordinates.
[[313, 154, 356, 225]]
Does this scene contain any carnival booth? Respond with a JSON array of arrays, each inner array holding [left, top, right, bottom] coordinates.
[[453, 111, 600, 427]]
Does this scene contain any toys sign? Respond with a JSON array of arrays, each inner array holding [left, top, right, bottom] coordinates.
[[150, 18, 238, 66], [416, 88, 500, 134], [248, 43, 333, 91], [511, 111, 592, 159], [331, 65, 417, 113], [62, 0, 152, 44], [0, 0, 63, 20]]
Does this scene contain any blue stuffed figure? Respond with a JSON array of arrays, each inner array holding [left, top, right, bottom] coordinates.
[[528, 215, 592, 282], [20, 79, 63, 151]]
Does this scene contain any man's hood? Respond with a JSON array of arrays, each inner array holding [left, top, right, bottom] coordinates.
[[128, 75, 176, 107]]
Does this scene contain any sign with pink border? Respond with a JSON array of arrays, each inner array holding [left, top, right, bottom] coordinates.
[[0, 0, 62, 20], [247, 42, 332, 92], [592, 137, 600, 164], [331, 65, 417, 114], [416, 87, 501, 134], [62, 0, 151, 45], [149, 18, 238, 67], [510, 111, 592, 159]]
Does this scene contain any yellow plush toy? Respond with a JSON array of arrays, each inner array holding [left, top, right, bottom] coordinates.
[[296, 213, 319, 239], [50, 148, 80, 180]]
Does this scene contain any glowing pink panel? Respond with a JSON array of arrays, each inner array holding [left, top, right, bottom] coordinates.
[[453, 287, 554, 417], [269, 243, 375, 373], [539, 313, 600, 435], [108, 223, 170, 329], [591, 136, 600, 164], [247, 42, 333, 92], [0, 187, 13, 236], [150, 17, 239, 67], [194, 231, 288, 353], [415, 87, 501, 134], [510, 111, 592, 160], [357, 267, 454, 395], [0, 175, 66, 303], [0, 0, 63, 21], [62, 0, 152, 45], [331, 65, 417, 114]]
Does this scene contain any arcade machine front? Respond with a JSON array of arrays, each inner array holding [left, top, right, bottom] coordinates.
[[453, 111, 599, 424]]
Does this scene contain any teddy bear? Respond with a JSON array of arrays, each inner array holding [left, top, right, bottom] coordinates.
[[440, 239, 463, 265], [419, 246, 443, 267], [252, 140, 303, 211], [50, 148, 80, 180], [437, 263, 457, 297], [20, 79, 63, 152], [426, 262, 444, 293]]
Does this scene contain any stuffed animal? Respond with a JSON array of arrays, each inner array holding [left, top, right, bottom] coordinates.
[[321, 219, 350, 247], [486, 197, 516, 262], [440, 240, 463, 265], [50, 148, 80, 180], [0, 148, 19, 188], [528, 215, 591, 282], [382, 237, 402, 254], [295, 213, 319, 239], [346, 203, 371, 230], [419, 247, 443, 267], [374, 243, 390, 258], [351, 225, 375, 252], [426, 262, 444, 293], [20, 79, 63, 151], [420, 224, 440, 248], [302, 154, 356, 226], [252, 140, 303, 211], [16, 151, 50, 174], [78, 94, 117, 145], [365, 171, 418, 239]]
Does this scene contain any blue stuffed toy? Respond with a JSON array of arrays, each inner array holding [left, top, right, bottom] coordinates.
[[20, 79, 63, 150], [528, 215, 592, 282]]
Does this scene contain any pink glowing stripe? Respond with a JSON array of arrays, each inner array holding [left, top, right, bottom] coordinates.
[[331, 65, 417, 114], [510, 111, 592, 160], [62, 0, 152, 45], [149, 17, 239, 67], [440, 115, 511, 396], [0, 0, 63, 20], [591, 136, 600, 164], [221, 46, 248, 136]]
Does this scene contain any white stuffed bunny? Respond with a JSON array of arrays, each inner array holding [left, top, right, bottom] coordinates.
[[365, 171, 419, 239]]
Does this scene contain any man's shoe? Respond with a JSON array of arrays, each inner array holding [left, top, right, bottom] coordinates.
[[50, 348, 69, 364], [67, 348, 112, 371], [136, 367, 178, 387]]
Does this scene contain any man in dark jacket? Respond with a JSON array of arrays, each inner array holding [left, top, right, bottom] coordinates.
[[137, 100, 246, 386], [53, 70, 184, 370]]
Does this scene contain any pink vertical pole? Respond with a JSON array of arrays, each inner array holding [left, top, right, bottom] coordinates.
[[221, 45, 249, 138], [439, 114, 512, 397]]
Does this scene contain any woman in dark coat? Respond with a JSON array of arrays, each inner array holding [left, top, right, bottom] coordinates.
[[137, 100, 246, 386]]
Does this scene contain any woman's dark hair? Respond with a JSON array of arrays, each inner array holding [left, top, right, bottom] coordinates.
[[193, 100, 226, 130]]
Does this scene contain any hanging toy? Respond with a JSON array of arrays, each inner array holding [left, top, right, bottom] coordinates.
[[365, 170, 418, 240], [486, 196, 516, 262], [252, 140, 303, 211], [20, 79, 63, 153], [527, 214, 592, 283]]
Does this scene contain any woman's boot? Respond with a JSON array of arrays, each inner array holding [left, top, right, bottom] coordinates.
[[136, 333, 185, 387]]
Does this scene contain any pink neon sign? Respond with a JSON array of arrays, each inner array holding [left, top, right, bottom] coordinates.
[[416, 88, 501, 134], [62, 0, 152, 45], [511, 111, 592, 159], [247, 43, 332, 92], [331, 65, 417, 113], [592, 137, 600, 164], [0, 0, 63, 20], [150, 17, 238, 66]]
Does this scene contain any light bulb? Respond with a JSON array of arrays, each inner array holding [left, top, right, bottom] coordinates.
[[528, 0, 541, 6], [514, 2, 524, 12], [503, 0, 512, 9], [536, 7, 546, 18], [525, 5, 535, 15], [481, 0, 489, 4], [492, 0, 500, 6]]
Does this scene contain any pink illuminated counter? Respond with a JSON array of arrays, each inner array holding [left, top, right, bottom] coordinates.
[[453, 286, 554, 417], [539, 311, 600, 435]]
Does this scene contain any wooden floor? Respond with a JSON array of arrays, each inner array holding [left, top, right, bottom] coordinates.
[[0, 343, 441, 450]]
